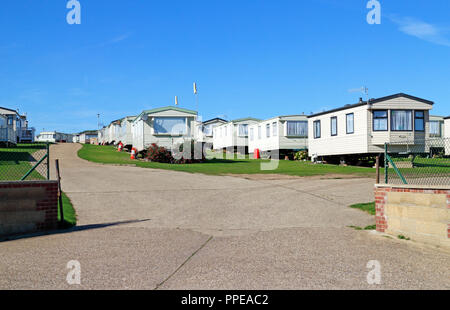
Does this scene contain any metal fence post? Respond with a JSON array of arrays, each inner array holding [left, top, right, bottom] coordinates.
[[384, 143, 388, 184], [46, 142, 50, 180]]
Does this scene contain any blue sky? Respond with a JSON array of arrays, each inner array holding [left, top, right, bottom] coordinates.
[[0, 0, 449, 134]]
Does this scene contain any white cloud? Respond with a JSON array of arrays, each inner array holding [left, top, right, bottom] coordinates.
[[391, 17, 450, 47]]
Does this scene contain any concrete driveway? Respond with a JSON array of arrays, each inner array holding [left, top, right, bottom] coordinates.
[[0, 143, 449, 289]]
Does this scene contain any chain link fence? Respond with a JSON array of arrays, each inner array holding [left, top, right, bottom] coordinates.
[[0, 143, 49, 181], [385, 137, 450, 186]]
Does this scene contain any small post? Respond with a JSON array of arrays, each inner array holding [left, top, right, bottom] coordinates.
[[375, 155, 380, 184], [46, 142, 50, 180], [55, 159, 64, 225], [384, 143, 388, 184]]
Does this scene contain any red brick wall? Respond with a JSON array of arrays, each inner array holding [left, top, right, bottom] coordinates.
[[374, 185, 450, 237], [0, 181, 59, 236]]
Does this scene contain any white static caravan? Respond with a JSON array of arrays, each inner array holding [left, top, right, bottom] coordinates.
[[0, 114, 15, 145], [72, 134, 80, 143], [131, 106, 198, 152], [248, 115, 309, 158], [307, 93, 434, 160], [36, 132, 74, 143], [106, 120, 121, 145], [0, 106, 35, 143], [196, 118, 228, 148], [97, 127, 106, 145], [79, 130, 98, 144], [118, 116, 136, 147], [212, 118, 261, 154], [428, 115, 446, 155]]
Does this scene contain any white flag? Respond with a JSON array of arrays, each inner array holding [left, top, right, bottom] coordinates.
[[193, 82, 198, 95]]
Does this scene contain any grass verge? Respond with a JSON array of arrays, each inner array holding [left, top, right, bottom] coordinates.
[[348, 202, 376, 231], [78, 144, 378, 178], [349, 202, 375, 215], [59, 192, 77, 228]]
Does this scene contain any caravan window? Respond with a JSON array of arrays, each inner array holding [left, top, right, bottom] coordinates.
[[313, 120, 321, 139], [414, 111, 425, 132], [203, 124, 214, 136], [266, 124, 270, 138], [238, 124, 248, 137], [430, 121, 441, 137], [249, 128, 254, 141], [272, 122, 278, 136], [391, 110, 412, 131], [373, 110, 388, 131], [286, 121, 308, 137], [330, 117, 337, 136], [154, 117, 187, 134], [346, 113, 354, 134]]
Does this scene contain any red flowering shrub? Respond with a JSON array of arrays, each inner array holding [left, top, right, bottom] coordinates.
[[145, 141, 206, 164], [145, 144, 173, 163]]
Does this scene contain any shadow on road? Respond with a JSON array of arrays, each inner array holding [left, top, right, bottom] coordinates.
[[0, 219, 151, 243]]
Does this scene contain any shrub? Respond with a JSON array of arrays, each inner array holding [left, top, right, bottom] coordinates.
[[294, 150, 308, 161], [146, 144, 173, 163], [145, 141, 206, 164]]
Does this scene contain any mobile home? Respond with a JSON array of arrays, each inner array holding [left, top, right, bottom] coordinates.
[[79, 130, 98, 144], [97, 127, 107, 145], [428, 115, 446, 155], [106, 120, 121, 145], [307, 93, 434, 161], [212, 118, 261, 154], [131, 106, 198, 152], [248, 115, 309, 158], [36, 131, 74, 143], [0, 106, 35, 143], [196, 118, 228, 148], [0, 114, 15, 145], [117, 116, 136, 147]]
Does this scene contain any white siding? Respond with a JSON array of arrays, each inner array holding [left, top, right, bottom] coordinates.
[[445, 118, 450, 155], [308, 95, 434, 157], [132, 109, 197, 152], [213, 119, 259, 150], [248, 115, 308, 155], [196, 119, 227, 145], [308, 105, 369, 157]]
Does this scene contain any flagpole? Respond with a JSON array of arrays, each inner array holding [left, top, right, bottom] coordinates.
[[193, 82, 199, 113]]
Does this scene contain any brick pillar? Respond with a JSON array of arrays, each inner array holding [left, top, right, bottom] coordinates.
[[374, 185, 390, 233]]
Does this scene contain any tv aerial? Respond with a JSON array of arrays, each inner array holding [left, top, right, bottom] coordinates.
[[348, 86, 369, 101]]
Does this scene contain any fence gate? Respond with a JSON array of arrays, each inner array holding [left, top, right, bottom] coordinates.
[[384, 137, 450, 186], [0, 142, 50, 181]]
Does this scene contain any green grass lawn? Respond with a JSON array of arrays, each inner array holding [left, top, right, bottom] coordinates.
[[59, 192, 77, 227], [78, 144, 378, 178], [0, 143, 48, 181], [348, 202, 376, 231], [349, 202, 376, 215]]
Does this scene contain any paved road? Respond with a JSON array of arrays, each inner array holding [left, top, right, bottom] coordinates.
[[0, 144, 449, 289]]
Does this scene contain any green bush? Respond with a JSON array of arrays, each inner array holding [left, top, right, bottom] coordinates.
[[294, 150, 308, 161]]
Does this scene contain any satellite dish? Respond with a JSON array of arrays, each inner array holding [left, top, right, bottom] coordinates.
[[142, 114, 149, 121]]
